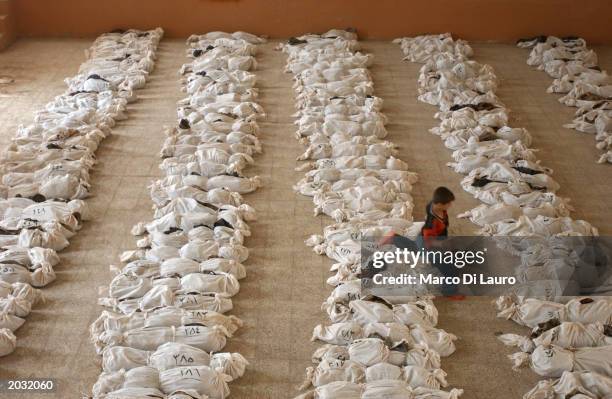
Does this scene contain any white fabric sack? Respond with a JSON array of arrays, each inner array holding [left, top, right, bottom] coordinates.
[[312, 322, 363, 346], [407, 325, 457, 357], [361, 379, 413, 398], [92, 366, 160, 398], [298, 381, 362, 399], [511, 344, 612, 377], [402, 366, 448, 389], [91, 307, 242, 340], [523, 370, 612, 399], [101, 387, 165, 398], [0, 311, 25, 332], [179, 272, 240, 297], [158, 365, 231, 399], [362, 323, 416, 348], [314, 339, 440, 370], [393, 301, 439, 327], [205, 175, 261, 194], [302, 358, 365, 389], [0, 328, 16, 356], [0, 295, 32, 317], [209, 352, 248, 381], [95, 325, 229, 353], [501, 322, 612, 351], [0, 262, 56, 287], [149, 342, 212, 372], [320, 338, 388, 368], [364, 362, 402, 383], [496, 296, 612, 328], [101, 346, 151, 372]]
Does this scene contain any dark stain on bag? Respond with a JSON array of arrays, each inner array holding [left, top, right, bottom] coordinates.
[[179, 119, 191, 129]]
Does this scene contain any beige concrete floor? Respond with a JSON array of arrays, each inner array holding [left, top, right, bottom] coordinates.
[[0, 39, 610, 399]]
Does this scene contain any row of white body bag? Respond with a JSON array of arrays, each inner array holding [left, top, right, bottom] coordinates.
[[0, 28, 163, 358], [394, 33, 612, 398], [86, 31, 267, 399], [395, 33, 603, 296], [281, 29, 462, 399], [517, 36, 611, 164]]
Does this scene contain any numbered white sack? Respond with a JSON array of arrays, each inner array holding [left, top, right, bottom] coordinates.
[[158, 365, 231, 399]]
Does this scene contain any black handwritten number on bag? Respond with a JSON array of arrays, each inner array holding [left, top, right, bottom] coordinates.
[[551, 329, 559, 342], [340, 328, 354, 342], [339, 247, 351, 256], [32, 207, 47, 216], [364, 242, 376, 252], [180, 368, 202, 377], [174, 353, 195, 365], [185, 326, 200, 336], [180, 296, 198, 305]]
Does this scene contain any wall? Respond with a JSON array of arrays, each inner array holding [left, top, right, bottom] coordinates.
[[0, 0, 16, 49], [13, 0, 612, 43]]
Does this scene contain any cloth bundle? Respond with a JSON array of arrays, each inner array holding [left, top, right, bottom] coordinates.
[[312, 338, 442, 370], [91, 308, 243, 339], [510, 343, 612, 378], [498, 321, 612, 352], [320, 297, 438, 328], [0, 28, 163, 357], [310, 321, 456, 356], [295, 380, 464, 399], [523, 370, 612, 399], [301, 358, 448, 390], [92, 364, 233, 399], [0, 328, 16, 357], [87, 31, 266, 398], [394, 33, 473, 64], [517, 36, 611, 163], [0, 245, 60, 288], [495, 296, 612, 328], [0, 281, 42, 331]]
